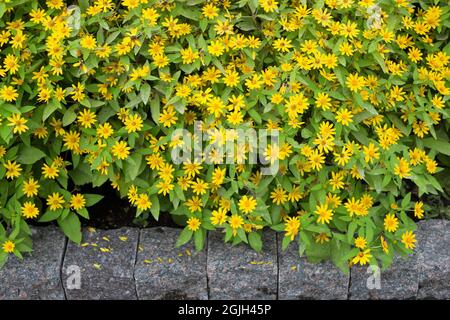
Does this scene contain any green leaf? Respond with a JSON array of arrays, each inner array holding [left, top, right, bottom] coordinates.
[[194, 229, 205, 251], [62, 109, 77, 126], [422, 138, 450, 156], [248, 232, 263, 252], [140, 83, 151, 105], [84, 194, 104, 207], [39, 209, 62, 223], [175, 227, 193, 247], [17, 146, 46, 164], [150, 194, 160, 220], [57, 213, 82, 244]]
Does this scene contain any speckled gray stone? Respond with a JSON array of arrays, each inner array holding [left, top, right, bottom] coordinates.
[[417, 219, 450, 299], [0, 226, 66, 300], [349, 254, 419, 300], [207, 231, 277, 300], [134, 227, 208, 300], [278, 237, 349, 300], [62, 227, 139, 300]]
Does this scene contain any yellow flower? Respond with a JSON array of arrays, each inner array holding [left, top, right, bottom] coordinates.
[[384, 213, 399, 232], [381, 235, 389, 254], [23, 178, 40, 197], [97, 123, 114, 139], [187, 217, 201, 232], [211, 208, 227, 226], [401, 230, 416, 250], [208, 39, 225, 56], [4, 160, 22, 180], [315, 92, 331, 110], [202, 3, 219, 19], [186, 196, 202, 213], [136, 193, 152, 211], [3, 54, 19, 74], [273, 37, 292, 53], [238, 195, 257, 214], [414, 201, 424, 219], [354, 236, 367, 249], [77, 109, 97, 129], [260, 0, 278, 12], [2, 240, 15, 253], [352, 249, 372, 265], [111, 141, 130, 160], [180, 47, 199, 64], [394, 158, 411, 179], [363, 142, 380, 164], [346, 73, 365, 92], [284, 216, 300, 241], [42, 163, 59, 179], [223, 69, 240, 87], [124, 114, 143, 133], [63, 131, 80, 151], [70, 193, 86, 210], [315, 203, 333, 224], [47, 192, 65, 211], [190, 178, 208, 195], [159, 105, 178, 128], [228, 214, 244, 232], [270, 186, 288, 205], [335, 108, 353, 126], [7, 113, 28, 134], [80, 34, 97, 50], [21, 201, 39, 219], [0, 85, 19, 102]]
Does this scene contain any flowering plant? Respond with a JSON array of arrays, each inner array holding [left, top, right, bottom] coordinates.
[[0, 0, 449, 272]]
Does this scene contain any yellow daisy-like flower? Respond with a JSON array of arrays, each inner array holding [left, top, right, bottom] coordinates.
[[2, 240, 15, 253], [401, 230, 416, 250], [23, 178, 40, 198], [111, 140, 130, 160], [354, 236, 367, 249], [284, 216, 300, 241], [384, 213, 399, 232], [46, 192, 65, 211], [21, 201, 39, 219], [4, 160, 22, 180], [238, 195, 257, 214], [352, 249, 372, 266], [7, 113, 28, 134], [70, 193, 86, 211], [136, 193, 152, 211], [187, 217, 201, 232], [42, 163, 59, 179], [315, 203, 333, 224], [229, 214, 244, 233]]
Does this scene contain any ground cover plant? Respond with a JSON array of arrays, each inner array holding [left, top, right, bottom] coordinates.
[[0, 0, 449, 273]]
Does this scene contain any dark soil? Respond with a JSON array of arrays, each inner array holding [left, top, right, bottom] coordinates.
[[78, 184, 181, 229]]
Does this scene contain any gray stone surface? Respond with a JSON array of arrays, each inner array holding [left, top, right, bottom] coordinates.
[[135, 227, 208, 300], [62, 227, 139, 300], [278, 237, 349, 300], [349, 254, 418, 300], [417, 219, 450, 299], [0, 226, 66, 300], [1, 219, 449, 300], [207, 231, 278, 300]]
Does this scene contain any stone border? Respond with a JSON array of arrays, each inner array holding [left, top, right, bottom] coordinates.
[[0, 220, 448, 300]]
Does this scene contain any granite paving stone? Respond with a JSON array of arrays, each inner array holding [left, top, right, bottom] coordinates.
[[207, 231, 278, 300], [134, 227, 208, 300], [0, 226, 66, 300], [417, 219, 450, 299], [278, 236, 349, 300], [62, 227, 139, 300]]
